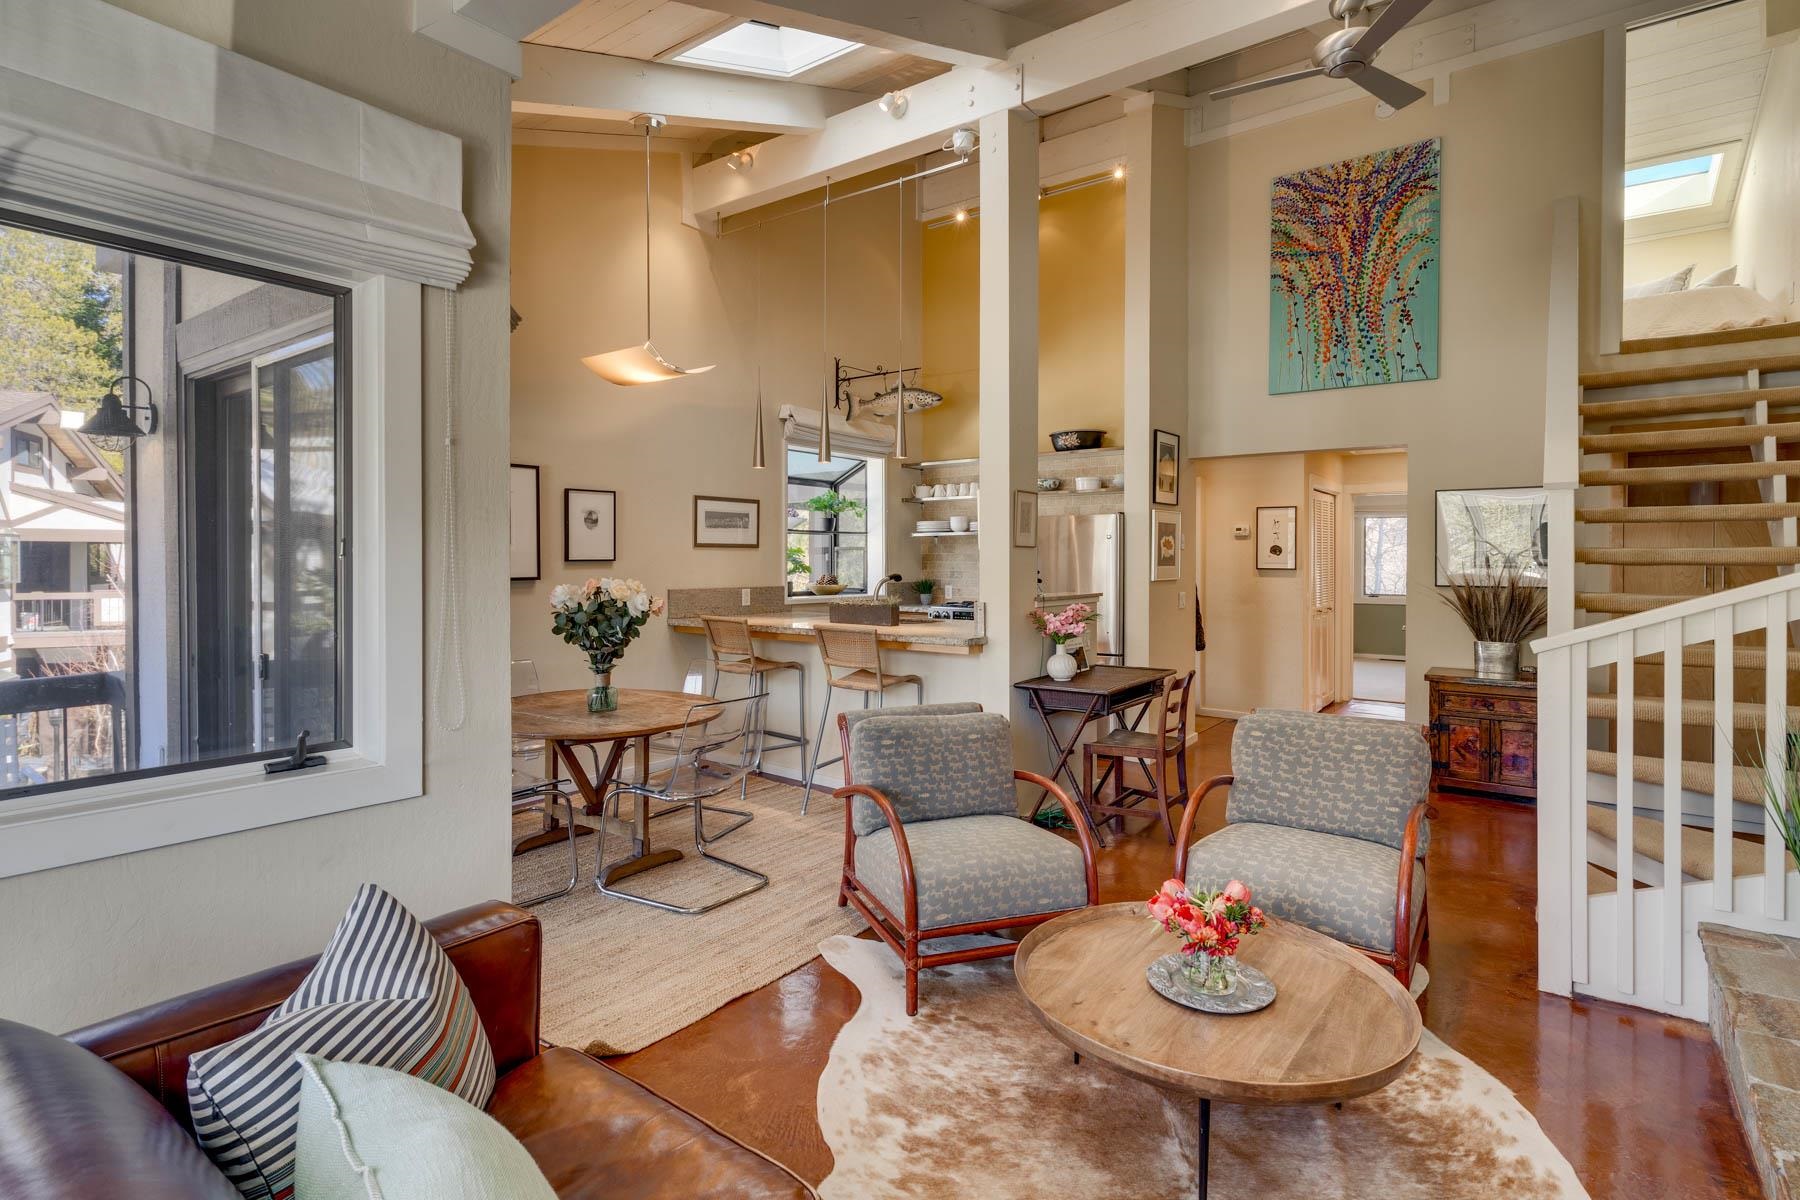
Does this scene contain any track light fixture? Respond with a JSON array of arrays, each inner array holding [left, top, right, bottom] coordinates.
[[725, 150, 754, 171], [877, 91, 909, 118]]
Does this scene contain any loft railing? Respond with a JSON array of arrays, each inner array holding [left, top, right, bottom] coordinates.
[[0, 670, 127, 787]]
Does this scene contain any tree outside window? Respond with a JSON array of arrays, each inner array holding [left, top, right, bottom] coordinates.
[[1361, 514, 1408, 598]]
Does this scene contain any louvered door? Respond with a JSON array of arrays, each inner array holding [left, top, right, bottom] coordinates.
[[1308, 487, 1338, 711]]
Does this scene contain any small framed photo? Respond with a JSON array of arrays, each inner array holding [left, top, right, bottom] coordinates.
[[1151, 509, 1182, 581], [508, 464, 540, 581], [694, 495, 760, 548], [564, 488, 616, 563], [1013, 490, 1039, 548], [1071, 644, 1091, 672], [1153, 429, 1181, 507], [1255, 505, 1296, 571]]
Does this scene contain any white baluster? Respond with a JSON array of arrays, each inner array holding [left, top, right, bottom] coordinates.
[[1571, 640, 1589, 985], [1663, 618, 1684, 1009], [1715, 607, 1735, 911], [1768, 590, 1789, 920], [1615, 632, 1634, 994], [1537, 645, 1575, 997]]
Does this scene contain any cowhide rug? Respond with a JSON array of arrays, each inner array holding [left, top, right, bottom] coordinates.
[[815, 934, 1588, 1200]]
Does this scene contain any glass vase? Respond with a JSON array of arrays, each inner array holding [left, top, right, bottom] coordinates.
[[1183, 953, 1238, 997], [586, 669, 617, 713]]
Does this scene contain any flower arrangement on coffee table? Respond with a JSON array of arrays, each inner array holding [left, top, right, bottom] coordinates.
[[549, 577, 663, 712], [1029, 601, 1093, 682], [1146, 877, 1267, 996]]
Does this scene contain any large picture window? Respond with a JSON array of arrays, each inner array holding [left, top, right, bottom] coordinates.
[[0, 216, 346, 798], [785, 449, 871, 597]]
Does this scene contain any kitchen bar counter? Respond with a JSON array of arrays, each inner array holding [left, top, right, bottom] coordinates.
[[668, 610, 984, 654]]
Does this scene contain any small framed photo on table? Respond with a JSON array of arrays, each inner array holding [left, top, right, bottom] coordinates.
[[1255, 505, 1297, 571], [564, 488, 616, 563], [694, 495, 760, 548]]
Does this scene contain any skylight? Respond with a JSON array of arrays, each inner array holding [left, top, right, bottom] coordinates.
[[672, 21, 861, 79], [1624, 153, 1723, 220]]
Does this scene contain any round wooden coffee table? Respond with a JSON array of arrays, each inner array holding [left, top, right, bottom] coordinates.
[[1014, 902, 1421, 1198]]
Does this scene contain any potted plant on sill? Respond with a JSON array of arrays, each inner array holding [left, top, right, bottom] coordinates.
[[1439, 561, 1547, 680]]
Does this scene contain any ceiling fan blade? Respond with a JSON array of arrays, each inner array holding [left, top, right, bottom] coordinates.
[[1209, 66, 1326, 100], [1351, 65, 1426, 109], [1357, 0, 1433, 57]]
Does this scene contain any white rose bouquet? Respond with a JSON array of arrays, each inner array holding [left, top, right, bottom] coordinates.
[[550, 577, 665, 679]]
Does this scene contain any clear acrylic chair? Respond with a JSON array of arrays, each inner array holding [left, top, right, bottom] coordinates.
[[594, 692, 771, 914], [510, 657, 599, 906]]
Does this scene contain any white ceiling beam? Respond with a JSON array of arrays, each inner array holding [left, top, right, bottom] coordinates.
[[450, 0, 577, 40], [688, 0, 1319, 218], [514, 44, 866, 135], [701, 0, 1045, 68]]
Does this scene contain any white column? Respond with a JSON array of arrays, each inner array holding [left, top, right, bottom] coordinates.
[[975, 108, 1040, 734], [1122, 96, 1190, 671]]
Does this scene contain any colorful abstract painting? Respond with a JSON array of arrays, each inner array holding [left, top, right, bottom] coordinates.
[[1269, 138, 1440, 395]]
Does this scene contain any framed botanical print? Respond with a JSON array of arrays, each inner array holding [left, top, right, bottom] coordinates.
[[508, 464, 540, 581], [1255, 505, 1297, 571], [564, 488, 616, 563], [1013, 490, 1039, 548], [694, 495, 760, 548], [1151, 509, 1182, 581], [1153, 429, 1181, 507]]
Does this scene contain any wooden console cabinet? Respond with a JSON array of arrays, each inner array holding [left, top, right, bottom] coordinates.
[[1425, 666, 1537, 801]]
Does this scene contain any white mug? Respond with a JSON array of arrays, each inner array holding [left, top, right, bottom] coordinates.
[[932, 484, 947, 498], [914, 484, 931, 500]]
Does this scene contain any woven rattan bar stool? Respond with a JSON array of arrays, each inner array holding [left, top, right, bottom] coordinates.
[[701, 616, 807, 773], [802, 623, 923, 812]]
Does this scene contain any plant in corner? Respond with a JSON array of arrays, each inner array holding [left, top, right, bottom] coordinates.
[[1737, 723, 1800, 872], [549, 577, 663, 713], [1439, 560, 1547, 681]]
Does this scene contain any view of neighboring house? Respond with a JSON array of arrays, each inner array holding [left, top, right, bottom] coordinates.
[[0, 391, 125, 787]]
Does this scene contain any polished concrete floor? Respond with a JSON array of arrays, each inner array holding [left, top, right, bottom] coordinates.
[[609, 719, 1760, 1198]]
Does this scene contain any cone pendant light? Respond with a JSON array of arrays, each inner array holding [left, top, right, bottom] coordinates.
[[817, 178, 832, 464], [583, 115, 714, 385], [751, 227, 767, 468], [892, 177, 909, 460]]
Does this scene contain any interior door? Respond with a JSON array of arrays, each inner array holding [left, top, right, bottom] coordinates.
[[1308, 487, 1339, 710]]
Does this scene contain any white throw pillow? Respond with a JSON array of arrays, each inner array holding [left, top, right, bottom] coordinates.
[[1623, 264, 1693, 299], [1696, 264, 1738, 288], [295, 1055, 556, 1200]]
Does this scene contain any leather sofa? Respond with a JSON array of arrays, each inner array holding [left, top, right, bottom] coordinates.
[[0, 900, 814, 1199]]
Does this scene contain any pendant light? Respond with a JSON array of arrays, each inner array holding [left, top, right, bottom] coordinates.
[[582, 114, 714, 385], [892, 177, 909, 460], [817, 177, 832, 464], [750, 230, 767, 469]]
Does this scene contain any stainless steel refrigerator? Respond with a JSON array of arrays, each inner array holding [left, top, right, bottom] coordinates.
[[1037, 513, 1125, 660]]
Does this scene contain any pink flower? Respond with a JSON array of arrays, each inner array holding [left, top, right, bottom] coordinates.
[[1146, 892, 1176, 923], [1249, 906, 1265, 925], [1158, 878, 1186, 900], [1222, 880, 1251, 905]]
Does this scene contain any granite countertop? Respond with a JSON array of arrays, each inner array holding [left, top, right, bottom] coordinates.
[[669, 610, 985, 648]]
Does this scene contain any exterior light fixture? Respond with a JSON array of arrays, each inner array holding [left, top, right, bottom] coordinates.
[[877, 91, 909, 118], [84, 375, 158, 451], [582, 114, 715, 385]]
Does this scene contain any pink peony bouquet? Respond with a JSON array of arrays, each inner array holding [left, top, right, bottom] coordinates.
[[1029, 601, 1093, 646], [1146, 877, 1267, 960]]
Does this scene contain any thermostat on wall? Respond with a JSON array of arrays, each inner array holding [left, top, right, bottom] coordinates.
[[1231, 524, 1251, 539]]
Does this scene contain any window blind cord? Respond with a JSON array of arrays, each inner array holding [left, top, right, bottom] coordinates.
[[432, 287, 468, 731]]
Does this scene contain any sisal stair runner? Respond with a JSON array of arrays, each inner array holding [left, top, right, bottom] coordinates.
[[1580, 422, 1800, 453], [1585, 749, 1760, 802], [1576, 546, 1800, 566], [1583, 803, 1786, 895], [1578, 503, 1800, 523], [1579, 461, 1800, 487], [1578, 384, 1800, 421], [1586, 693, 1765, 729], [1579, 353, 1800, 390]]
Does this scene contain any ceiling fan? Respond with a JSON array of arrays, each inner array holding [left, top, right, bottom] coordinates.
[[1209, 0, 1432, 111]]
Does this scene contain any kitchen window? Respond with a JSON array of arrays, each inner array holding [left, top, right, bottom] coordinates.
[[786, 449, 871, 597]]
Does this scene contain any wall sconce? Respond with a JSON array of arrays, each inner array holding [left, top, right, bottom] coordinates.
[[877, 91, 909, 118], [84, 375, 158, 451], [725, 150, 754, 171]]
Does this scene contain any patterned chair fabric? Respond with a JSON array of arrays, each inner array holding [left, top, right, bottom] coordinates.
[[1226, 709, 1430, 853], [1183, 823, 1420, 954], [854, 814, 1090, 929], [846, 709, 1016, 837]]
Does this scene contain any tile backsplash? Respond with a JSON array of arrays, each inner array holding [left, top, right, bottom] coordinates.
[[666, 586, 789, 619]]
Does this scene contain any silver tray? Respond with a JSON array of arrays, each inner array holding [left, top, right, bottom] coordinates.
[[1145, 953, 1277, 1015]]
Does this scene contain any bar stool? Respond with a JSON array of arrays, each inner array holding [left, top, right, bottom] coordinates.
[[802, 623, 924, 812], [1081, 669, 1195, 844], [701, 616, 807, 774]]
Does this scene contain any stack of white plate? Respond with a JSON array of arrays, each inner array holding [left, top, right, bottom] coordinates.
[[915, 519, 952, 533]]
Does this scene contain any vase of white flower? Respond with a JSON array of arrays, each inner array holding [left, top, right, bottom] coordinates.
[[549, 578, 663, 713]]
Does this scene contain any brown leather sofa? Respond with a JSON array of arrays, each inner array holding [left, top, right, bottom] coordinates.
[[0, 900, 813, 1199]]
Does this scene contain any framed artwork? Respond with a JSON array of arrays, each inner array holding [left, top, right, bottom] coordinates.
[[1153, 429, 1181, 506], [563, 488, 616, 563], [694, 495, 760, 548], [1270, 138, 1441, 394], [1255, 505, 1297, 571], [1013, 490, 1038, 548], [1151, 509, 1182, 581], [508, 464, 539, 581], [1435, 487, 1549, 586]]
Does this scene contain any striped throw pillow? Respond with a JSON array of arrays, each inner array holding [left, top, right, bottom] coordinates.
[[187, 885, 497, 1200]]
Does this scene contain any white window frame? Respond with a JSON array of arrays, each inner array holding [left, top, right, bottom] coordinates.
[[1356, 507, 1408, 607], [0, 0, 465, 878]]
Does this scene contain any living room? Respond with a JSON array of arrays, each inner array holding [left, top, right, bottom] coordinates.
[[3, 1, 1799, 1198]]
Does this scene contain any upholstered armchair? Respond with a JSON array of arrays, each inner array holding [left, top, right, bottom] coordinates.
[[1174, 709, 1431, 987], [834, 703, 1100, 1015]]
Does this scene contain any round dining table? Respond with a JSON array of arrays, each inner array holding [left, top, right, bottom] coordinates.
[[510, 688, 713, 890]]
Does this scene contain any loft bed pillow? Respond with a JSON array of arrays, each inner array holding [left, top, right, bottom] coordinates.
[[1696, 264, 1738, 287], [1622, 264, 1693, 299]]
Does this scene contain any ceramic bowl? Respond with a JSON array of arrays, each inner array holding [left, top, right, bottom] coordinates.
[[1037, 477, 1062, 491], [948, 516, 971, 533], [1048, 429, 1104, 452], [1074, 476, 1102, 492], [812, 581, 847, 596]]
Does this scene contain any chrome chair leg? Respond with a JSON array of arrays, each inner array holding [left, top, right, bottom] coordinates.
[[597, 791, 770, 915], [514, 788, 582, 907], [801, 685, 839, 814]]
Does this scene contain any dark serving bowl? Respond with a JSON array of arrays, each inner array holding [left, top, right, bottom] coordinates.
[[1048, 429, 1104, 452]]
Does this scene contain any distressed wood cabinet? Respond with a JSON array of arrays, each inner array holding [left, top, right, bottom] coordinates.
[[1425, 666, 1537, 801]]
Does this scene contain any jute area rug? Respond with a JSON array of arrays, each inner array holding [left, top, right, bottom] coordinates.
[[815, 934, 1590, 1200], [511, 776, 860, 1055]]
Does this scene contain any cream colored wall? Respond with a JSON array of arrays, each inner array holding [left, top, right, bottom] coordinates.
[[1624, 228, 1734, 287], [1733, 37, 1800, 313], [0, 0, 512, 1029], [508, 147, 923, 777], [1187, 36, 1603, 720], [918, 179, 1126, 459]]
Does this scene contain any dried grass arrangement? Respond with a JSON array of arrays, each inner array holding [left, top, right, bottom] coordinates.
[[1439, 563, 1548, 644]]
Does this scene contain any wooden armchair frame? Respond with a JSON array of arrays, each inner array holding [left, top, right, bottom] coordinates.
[[1172, 774, 1430, 989], [833, 712, 1101, 1015]]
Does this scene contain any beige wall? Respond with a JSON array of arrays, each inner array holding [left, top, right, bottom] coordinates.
[[0, 0, 512, 1029], [1733, 37, 1800, 313], [918, 179, 1126, 459], [1624, 228, 1734, 287], [1187, 36, 1603, 720]]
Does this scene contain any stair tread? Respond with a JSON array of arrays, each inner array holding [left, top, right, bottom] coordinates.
[[1581, 355, 1800, 390], [1585, 749, 1760, 802], [1618, 320, 1800, 355], [1580, 421, 1800, 452], [1575, 546, 1800, 565], [1580, 461, 1800, 486], [1579, 503, 1800, 523], [1577, 592, 1691, 614], [1587, 693, 1764, 727], [1666, 644, 1800, 671], [1580, 385, 1800, 419], [1585, 802, 1781, 880]]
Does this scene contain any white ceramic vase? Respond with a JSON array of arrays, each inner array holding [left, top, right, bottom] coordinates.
[[1046, 644, 1079, 682]]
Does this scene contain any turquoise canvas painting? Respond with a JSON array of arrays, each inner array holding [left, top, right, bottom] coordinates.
[[1269, 138, 1440, 395]]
